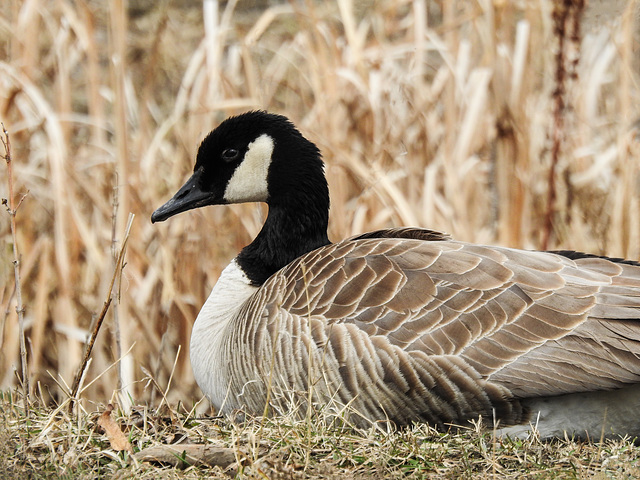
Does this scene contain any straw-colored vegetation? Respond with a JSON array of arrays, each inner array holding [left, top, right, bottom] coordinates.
[[1, 0, 639, 477], [2, 387, 640, 479]]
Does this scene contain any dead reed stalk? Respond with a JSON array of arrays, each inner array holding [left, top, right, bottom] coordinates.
[[109, 0, 134, 413], [543, 0, 586, 250]]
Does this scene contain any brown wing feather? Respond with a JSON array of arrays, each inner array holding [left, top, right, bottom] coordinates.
[[249, 232, 640, 427]]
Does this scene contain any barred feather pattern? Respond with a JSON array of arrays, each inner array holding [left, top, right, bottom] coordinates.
[[209, 228, 640, 430]]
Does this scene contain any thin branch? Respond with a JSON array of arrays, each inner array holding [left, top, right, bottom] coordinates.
[[69, 213, 135, 414], [2, 123, 30, 415]]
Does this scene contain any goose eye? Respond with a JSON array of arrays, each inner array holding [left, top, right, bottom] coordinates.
[[221, 148, 240, 162]]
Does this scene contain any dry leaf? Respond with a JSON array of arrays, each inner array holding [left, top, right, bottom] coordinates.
[[97, 404, 133, 454]]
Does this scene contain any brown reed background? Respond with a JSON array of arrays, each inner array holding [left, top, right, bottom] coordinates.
[[0, 0, 639, 413]]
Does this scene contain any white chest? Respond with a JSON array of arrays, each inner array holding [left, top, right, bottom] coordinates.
[[189, 259, 258, 410]]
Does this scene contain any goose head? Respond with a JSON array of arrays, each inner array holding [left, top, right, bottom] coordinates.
[[151, 110, 328, 223], [152, 111, 331, 284]]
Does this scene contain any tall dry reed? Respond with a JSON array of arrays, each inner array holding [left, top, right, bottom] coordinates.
[[0, 0, 638, 412]]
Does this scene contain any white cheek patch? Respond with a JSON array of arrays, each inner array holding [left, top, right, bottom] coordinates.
[[223, 134, 274, 203]]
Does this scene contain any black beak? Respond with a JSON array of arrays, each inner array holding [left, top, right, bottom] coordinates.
[[151, 167, 212, 223]]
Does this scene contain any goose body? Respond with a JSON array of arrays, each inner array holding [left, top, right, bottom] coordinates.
[[152, 111, 640, 438]]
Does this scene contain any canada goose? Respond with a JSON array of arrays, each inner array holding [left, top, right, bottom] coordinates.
[[152, 111, 640, 439]]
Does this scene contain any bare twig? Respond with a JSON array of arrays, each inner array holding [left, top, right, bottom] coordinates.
[[2, 123, 30, 415], [69, 213, 135, 414]]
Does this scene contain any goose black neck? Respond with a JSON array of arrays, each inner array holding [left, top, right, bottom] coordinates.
[[236, 181, 331, 286]]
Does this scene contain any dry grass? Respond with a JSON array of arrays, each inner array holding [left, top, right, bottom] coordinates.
[[1, 0, 640, 477], [2, 389, 640, 479]]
